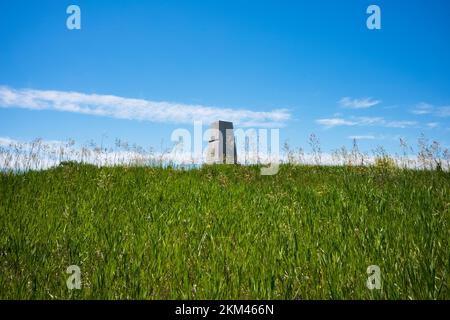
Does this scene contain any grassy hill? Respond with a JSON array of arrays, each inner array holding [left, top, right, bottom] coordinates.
[[0, 163, 449, 299]]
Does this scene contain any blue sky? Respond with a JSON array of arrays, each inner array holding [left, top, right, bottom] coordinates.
[[1, 0, 449, 155]]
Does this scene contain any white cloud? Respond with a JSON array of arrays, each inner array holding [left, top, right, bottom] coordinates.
[[426, 122, 439, 128], [437, 106, 450, 117], [411, 102, 450, 118], [411, 102, 434, 115], [0, 86, 291, 128], [385, 120, 418, 128], [316, 118, 357, 127], [316, 116, 417, 129], [338, 97, 381, 109], [347, 135, 376, 140], [0, 137, 16, 146]]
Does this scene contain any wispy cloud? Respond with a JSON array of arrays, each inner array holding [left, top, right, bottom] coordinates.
[[426, 122, 439, 128], [411, 102, 434, 115], [437, 106, 450, 117], [0, 86, 291, 127], [411, 102, 450, 117], [347, 135, 376, 140], [316, 118, 356, 127], [0, 136, 67, 149], [316, 116, 417, 129], [385, 120, 418, 128], [338, 97, 381, 109]]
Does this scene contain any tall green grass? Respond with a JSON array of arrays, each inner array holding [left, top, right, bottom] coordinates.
[[0, 163, 449, 299]]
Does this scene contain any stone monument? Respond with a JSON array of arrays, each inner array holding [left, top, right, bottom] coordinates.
[[206, 120, 237, 164]]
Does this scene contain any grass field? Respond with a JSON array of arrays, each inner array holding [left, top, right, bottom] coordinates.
[[0, 163, 449, 299]]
